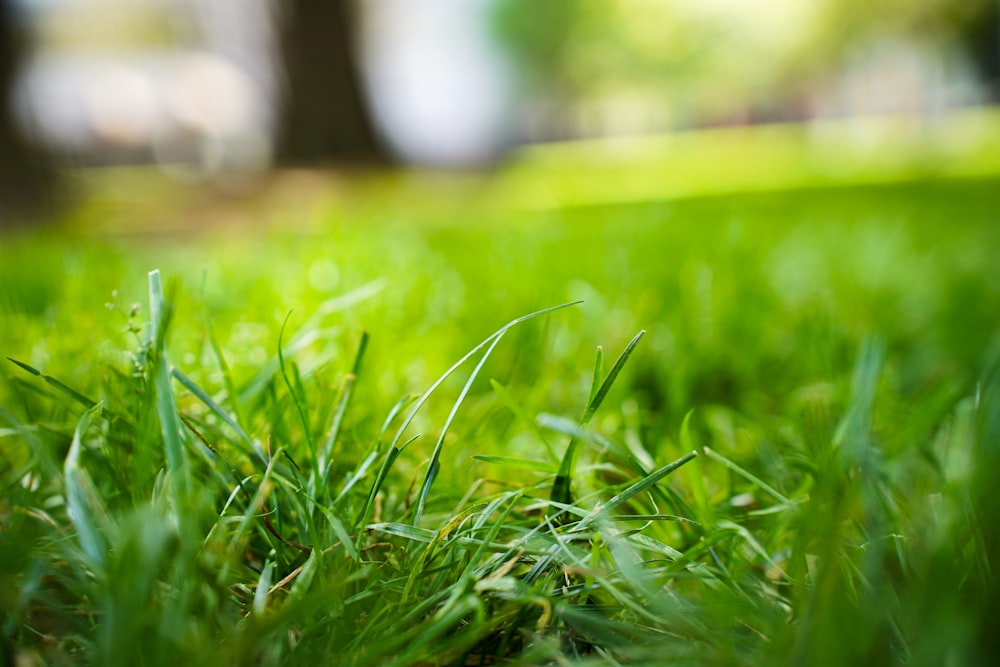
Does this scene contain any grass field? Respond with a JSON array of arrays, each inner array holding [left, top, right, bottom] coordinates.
[[2, 119, 1000, 665]]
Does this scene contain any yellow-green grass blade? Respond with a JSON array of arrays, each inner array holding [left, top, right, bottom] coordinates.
[[148, 269, 188, 494]]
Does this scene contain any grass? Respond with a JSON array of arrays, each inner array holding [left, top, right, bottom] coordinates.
[[2, 120, 1000, 665]]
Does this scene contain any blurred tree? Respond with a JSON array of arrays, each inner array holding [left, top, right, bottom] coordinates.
[[276, 1, 386, 164], [961, 0, 1000, 102], [490, 0, 579, 139], [491, 0, 997, 137], [491, 0, 576, 88], [0, 3, 57, 226]]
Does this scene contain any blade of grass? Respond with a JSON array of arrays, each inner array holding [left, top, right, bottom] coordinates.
[[471, 455, 556, 473], [285, 547, 320, 603], [235, 281, 383, 407], [318, 332, 368, 492], [574, 450, 698, 531], [64, 401, 108, 567], [702, 446, 792, 505], [316, 505, 359, 561], [172, 367, 255, 451], [254, 560, 275, 616], [354, 302, 579, 535], [833, 336, 885, 467], [337, 395, 416, 520], [680, 409, 713, 526], [179, 413, 252, 502], [392, 301, 581, 455], [0, 404, 62, 479], [413, 331, 506, 526], [552, 330, 645, 506], [237, 326, 326, 407], [278, 312, 316, 469], [353, 434, 414, 539], [583, 330, 645, 425], [148, 269, 187, 493], [226, 446, 283, 560], [6, 357, 98, 409], [587, 345, 604, 407], [204, 305, 249, 435], [537, 413, 647, 475]]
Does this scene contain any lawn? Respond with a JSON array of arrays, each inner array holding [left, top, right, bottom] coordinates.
[[2, 117, 1000, 665]]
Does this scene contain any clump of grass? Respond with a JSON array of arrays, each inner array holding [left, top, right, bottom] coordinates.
[[3, 176, 1000, 665], [2, 271, 713, 665], [4, 264, 998, 666]]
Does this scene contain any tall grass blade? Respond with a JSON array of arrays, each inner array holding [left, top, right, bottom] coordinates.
[[575, 450, 698, 530], [354, 302, 577, 531], [390, 302, 581, 455], [172, 367, 254, 449], [588, 345, 605, 406], [552, 330, 646, 506], [148, 269, 187, 492], [320, 507, 359, 561], [1, 404, 61, 478], [583, 330, 645, 424], [254, 560, 275, 616], [702, 446, 792, 505], [286, 548, 320, 604], [318, 332, 368, 489], [680, 409, 712, 525], [471, 455, 555, 472], [6, 357, 98, 409], [833, 336, 885, 467], [413, 332, 505, 525], [278, 312, 316, 467], [234, 281, 383, 408], [353, 437, 408, 538], [204, 316, 249, 434], [64, 402, 108, 567]]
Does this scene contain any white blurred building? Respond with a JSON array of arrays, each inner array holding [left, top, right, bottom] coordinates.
[[359, 0, 514, 167], [12, 0, 278, 177]]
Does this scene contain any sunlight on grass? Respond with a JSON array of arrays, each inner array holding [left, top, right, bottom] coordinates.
[[2, 121, 1000, 664]]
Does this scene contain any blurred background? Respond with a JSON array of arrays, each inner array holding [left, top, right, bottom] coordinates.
[[1, 0, 998, 221]]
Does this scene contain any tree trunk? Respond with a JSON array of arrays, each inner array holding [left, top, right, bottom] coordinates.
[[0, 5, 58, 226], [276, 1, 386, 165]]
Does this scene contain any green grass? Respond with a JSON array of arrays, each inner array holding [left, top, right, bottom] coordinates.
[[2, 125, 1000, 665]]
